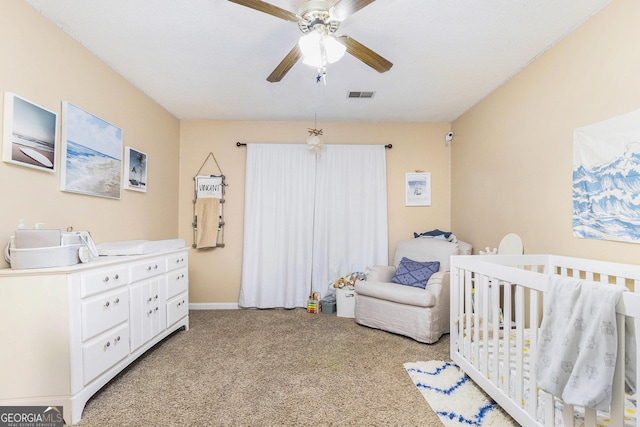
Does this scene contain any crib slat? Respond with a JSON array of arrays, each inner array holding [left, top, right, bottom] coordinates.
[[543, 392, 554, 426], [463, 269, 473, 359], [584, 408, 596, 427], [514, 285, 524, 407], [480, 275, 490, 376], [527, 290, 539, 419], [610, 312, 626, 427], [455, 267, 464, 355], [562, 403, 573, 426], [502, 282, 512, 395], [491, 280, 500, 388], [471, 275, 481, 368]]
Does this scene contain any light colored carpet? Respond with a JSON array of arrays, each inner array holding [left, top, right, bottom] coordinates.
[[404, 361, 517, 426], [76, 309, 452, 426]]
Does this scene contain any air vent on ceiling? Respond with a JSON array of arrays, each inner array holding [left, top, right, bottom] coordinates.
[[348, 91, 375, 99]]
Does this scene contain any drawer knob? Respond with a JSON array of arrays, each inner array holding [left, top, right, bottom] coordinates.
[[105, 341, 111, 349], [103, 276, 109, 282], [115, 298, 120, 304], [105, 301, 110, 308], [115, 336, 121, 343], [154, 264, 158, 269], [148, 310, 153, 315], [177, 301, 182, 307], [155, 294, 158, 299], [147, 266, 152, 271], [155, 307, 159, 312], [147, 297, 152, 302], [114, 274, 119, 280]]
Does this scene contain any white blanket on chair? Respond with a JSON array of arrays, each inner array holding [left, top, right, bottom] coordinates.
[[535, 275, 626, 411]]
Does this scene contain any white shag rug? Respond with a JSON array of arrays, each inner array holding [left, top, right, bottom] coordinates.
[[404, 361, 518, 427]]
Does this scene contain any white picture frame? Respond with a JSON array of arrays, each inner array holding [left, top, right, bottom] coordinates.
[[2, 92, 58, 172], [405, 172, 431, 206], [124, 146, 147, 192], [60, 101, 122, 199]]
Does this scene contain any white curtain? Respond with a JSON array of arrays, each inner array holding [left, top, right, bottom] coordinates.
[[239, 144, 316, 308], [312, 145, 388, 297], [239, 144, 388, 308]]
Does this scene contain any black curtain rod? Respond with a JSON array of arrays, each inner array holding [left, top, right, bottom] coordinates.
[[236, 142, 392, 149]]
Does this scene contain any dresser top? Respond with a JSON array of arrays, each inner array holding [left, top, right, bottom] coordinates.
[[0, 247, 188, 277]]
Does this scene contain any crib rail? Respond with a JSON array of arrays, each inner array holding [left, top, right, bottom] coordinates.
[[450, 254, 640, 427]]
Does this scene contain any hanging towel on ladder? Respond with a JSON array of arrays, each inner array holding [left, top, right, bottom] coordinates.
[[195, 175, 223, 249]]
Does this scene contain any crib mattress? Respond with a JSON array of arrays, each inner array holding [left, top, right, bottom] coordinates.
[[469, 329, 637, 427]]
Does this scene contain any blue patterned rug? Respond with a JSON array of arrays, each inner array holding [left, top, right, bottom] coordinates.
[[404, 361, 518, 427]]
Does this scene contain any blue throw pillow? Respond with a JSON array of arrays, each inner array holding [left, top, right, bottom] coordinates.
[[391, 257, 440, 289]]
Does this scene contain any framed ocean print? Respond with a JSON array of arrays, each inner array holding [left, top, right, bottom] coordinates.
[[2, 92, 58, 172], [60, 102, 122, 199], [405, 172, 431, 206], [124, 146, 147, 192]]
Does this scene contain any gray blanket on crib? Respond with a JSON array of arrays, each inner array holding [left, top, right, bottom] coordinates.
[[535, 275, 634, 411]]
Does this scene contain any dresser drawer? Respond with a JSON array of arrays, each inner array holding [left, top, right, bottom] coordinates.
[[82, 323, 129, 385], [82, 288, 129, 341], [167, 292, 188, 327], [130, 257, 166, 282], [81, 266, 130, 298], [166, 252, 188, 272], [166, 267, 188, 299]]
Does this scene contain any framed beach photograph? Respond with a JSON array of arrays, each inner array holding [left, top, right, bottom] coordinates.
[[124, 146, 147, 192], [2, 92, 58, 172], [60, 101, 123, 199], [405, 172, 431, 206]]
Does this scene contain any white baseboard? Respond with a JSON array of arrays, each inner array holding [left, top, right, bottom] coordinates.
[[189, 302, 239, 310]]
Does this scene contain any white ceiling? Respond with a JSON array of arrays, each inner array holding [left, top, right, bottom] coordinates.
[[25, 0, 610, 122]]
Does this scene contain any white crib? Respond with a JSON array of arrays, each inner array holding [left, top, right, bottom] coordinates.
[[450, 254, 640, 427]]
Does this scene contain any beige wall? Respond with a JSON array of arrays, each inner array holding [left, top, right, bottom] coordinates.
[[451, 0, 640, 262], [179, 121, 452, 304], [0, 2, 180, 268]]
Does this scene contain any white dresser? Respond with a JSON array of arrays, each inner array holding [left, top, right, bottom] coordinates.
[[0, 248, 189, 425]]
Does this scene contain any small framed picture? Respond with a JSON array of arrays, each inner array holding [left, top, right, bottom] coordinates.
[[124, 146, 147, 192], [2, 92, 58, 172], [405, 172, 431, 206]]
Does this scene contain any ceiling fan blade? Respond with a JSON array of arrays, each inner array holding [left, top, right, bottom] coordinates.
[[228, 0, 298, 22], [330, 0, 376, 21], [267, 44, 302, 82], [337, 35, 393, 73]]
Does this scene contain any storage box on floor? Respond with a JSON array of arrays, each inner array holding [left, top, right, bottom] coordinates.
[[321, 295, 336, 314], [336, 287, 355, 318]]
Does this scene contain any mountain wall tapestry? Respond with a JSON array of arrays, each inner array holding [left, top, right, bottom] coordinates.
[[573, 109, 640, 243]]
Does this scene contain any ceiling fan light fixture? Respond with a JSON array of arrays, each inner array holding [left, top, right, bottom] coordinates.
[[299, 31, 346, 69], [299, 31, 323, 68], [324, 35, 346, 63]]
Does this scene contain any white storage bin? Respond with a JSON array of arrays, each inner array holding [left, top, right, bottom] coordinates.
[[8, 237, 81, 269], [336, 288, 356, 318]]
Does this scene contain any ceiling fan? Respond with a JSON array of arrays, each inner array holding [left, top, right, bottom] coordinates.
[[228, 0, 393, 82]]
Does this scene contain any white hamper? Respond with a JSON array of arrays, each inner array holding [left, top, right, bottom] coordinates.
[[336, 288, 356, 318]]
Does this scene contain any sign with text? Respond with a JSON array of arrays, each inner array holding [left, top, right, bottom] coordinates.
[[0, 406, 64, 427], [196, 175, 223, 199]]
